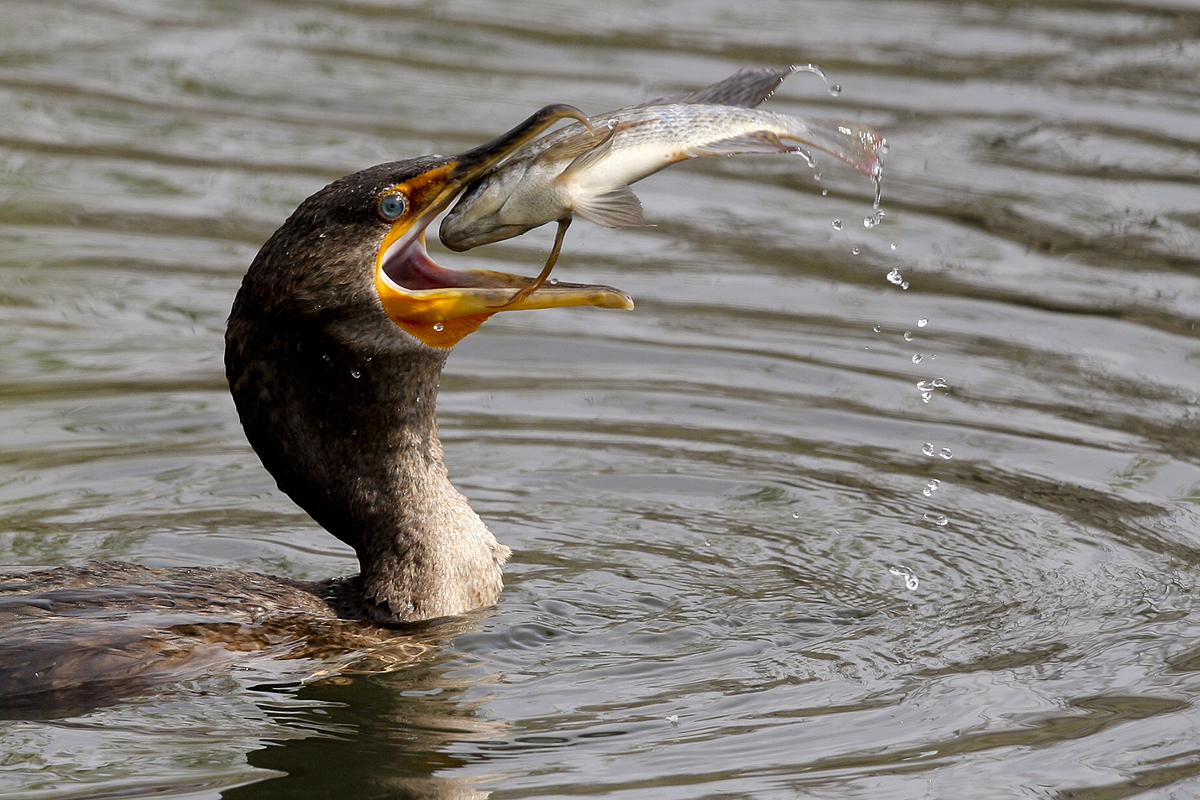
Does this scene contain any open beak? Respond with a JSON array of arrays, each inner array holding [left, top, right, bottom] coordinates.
[[374, 104, 633, 349]]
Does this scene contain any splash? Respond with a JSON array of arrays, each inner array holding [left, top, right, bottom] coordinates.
[[889, 566, 920, 591]]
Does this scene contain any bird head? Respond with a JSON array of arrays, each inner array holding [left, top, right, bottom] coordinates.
[[368, 104, 633, 348]]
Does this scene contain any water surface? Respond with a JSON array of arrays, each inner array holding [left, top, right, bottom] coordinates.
[[2, 0, 1199, 797]]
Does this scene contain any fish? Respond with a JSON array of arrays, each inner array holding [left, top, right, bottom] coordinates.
[[438, 66, 887, 305]]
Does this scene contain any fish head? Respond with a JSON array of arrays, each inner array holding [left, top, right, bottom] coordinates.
[[438, 163, 545, 251]]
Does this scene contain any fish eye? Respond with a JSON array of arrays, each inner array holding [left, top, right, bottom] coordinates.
[[377, 193, 408, 221]]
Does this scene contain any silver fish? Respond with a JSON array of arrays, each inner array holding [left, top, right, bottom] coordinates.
[[438, 66, 886, 304]]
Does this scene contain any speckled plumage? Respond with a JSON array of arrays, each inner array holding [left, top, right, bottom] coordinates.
[[0, 562, 436, 718]]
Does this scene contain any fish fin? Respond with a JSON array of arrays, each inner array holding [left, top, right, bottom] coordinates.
[[573, 186, 647, 228], [685, 131, 796, 157], [559, 125, 620, 180], [539, 128, 606, 163], [551, 118, 656, 176], [649, 66, 796, 108]]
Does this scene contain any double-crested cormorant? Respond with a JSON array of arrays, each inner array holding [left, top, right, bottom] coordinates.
[[0, 105, 632, 710], [225, 102, 630, 623]]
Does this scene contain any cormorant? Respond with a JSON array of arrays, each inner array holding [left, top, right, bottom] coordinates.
[[0, 104, 632, 713]]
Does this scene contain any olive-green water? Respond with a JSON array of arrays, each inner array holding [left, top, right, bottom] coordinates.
[[2, 0, 1200, 797]]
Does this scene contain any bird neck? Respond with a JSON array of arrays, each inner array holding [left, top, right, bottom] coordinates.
[[337, 353, 508, 623], [226, 271, 508, 623]]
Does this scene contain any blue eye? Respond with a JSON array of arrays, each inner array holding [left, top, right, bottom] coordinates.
[[378, 193, 407, 220]]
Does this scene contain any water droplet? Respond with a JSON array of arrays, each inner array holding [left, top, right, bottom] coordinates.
[[821, 189, 828, 196], [828, 84, 842, 97], [923, 512, 949, 527], [796, 63, 829, 82], [939, 447, 953, 460], [903, 331, 914, 342], [872, 324, 881, 333], [931, 378, 948, 389], [922, 442, 936, 457], [851, 247, 860, 255], [667, 714, 680, 726], [912, 354, 923, 364], [791, 511, 801, 519], [432, 322, 445, 332], [889, 566, 919, 591], [548, 278, 559, 285], [813, 171, 822, 181], [350, 369, 361, 379], [917, 318, 928, 328], [321, 354, 331, 362], [889, 243, 897, 250], [920, 392, 932, 404], [922, 479, 941, 497], [886, 268, 904, 285], [832, 219, 843, 230], [864, 211, 884, 228], [900, 281, 910, 290]]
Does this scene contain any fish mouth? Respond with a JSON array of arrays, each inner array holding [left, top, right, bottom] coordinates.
[[374, 105, 633, 349]]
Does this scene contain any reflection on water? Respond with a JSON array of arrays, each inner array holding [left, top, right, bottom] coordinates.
[[229, 651, 503, 800], [2, 0, 1200, 797]]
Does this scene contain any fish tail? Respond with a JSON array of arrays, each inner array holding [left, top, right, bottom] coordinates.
[[781, 118, 886, 177]]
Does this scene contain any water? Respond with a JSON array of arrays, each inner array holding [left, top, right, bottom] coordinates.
[[2, 0, 1200, 797]]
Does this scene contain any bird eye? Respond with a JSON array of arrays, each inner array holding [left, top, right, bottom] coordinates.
[[378, 193, 408, 220]]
